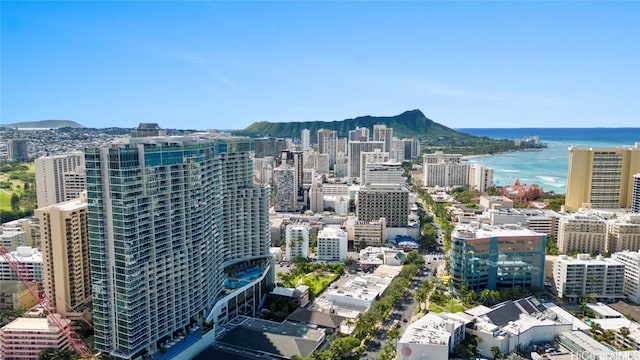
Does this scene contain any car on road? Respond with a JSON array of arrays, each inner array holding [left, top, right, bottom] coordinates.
[[402, 317, 408, 323]]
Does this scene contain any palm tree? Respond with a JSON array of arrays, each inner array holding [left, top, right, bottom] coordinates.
[[620, 326, 630, 349], [490, 346, 501, 360]]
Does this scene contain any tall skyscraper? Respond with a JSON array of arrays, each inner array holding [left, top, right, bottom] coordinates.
[[34, 197, 91, 318], [349, 127, 370, 142], [277, 150, 304, 206], [373, 124, 393, 152], [273, 165, 297, 212], [565, 144, 640, 211], [35, 152, 85, 208], [317, 129, 338, 167], [356, 184, 409, 227], [301, 129, 311, 152], [7, 139, 29, 161], [348, 141, 384, 179], [633, 173, 640, 213], [86, 132, 270, 359]]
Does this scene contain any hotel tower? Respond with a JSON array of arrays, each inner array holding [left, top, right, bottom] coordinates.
[[85, 129, 271, 359]]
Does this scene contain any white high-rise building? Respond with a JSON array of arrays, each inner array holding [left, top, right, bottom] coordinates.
[[360, 149, 390, 184], [301, 129, 311, 151], [348, 141, 384, 179], [423, 151, 469, 188], [364, 161, 405, 186], [553, 254, 625, 300], [612, 250, 640, 304], [317, 227, 348, 262], [285, 224, 309, 260], [469, 164, 494, 192], [86, 133, 271, 359], [35, 152, 85, 208]]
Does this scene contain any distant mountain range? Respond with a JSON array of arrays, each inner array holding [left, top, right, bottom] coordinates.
[[233, 109, 464, 141], [2, 120, 84, 129]]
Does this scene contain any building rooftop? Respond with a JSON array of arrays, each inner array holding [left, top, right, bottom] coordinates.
[[591, 317, 638, 331], [217, 316, 324, 359], [2, 315, 68, 332], [286, 308, 345, 329], [556, 254, 624, 266], [557, 331, 612, 355], [399, 313, 452, 346], [0, 247, 42, 263], [586, 303, 623, 318], [453, 222, 544, 239], [542, 302, 591, 331]]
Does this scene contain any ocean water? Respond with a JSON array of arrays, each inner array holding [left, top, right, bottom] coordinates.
[[455, 128, 640, 195]]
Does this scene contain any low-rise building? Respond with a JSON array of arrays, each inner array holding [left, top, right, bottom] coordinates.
[[0, 315, 71, 359], [352, 218, 387, 248], [0, 247, 43, 283], [285, 224, 310, 261], [553, 254, 625, 300], [398, 312, 467, 359], [479, 195, 514, 211], [0, 281, 38, 311], [317, 227, 347, 262], [466, 297, 572, 358]]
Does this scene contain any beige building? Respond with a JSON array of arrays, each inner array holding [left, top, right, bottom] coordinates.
[[35, 152, 85, 208], [356, 184, 409, 227], [0, 280, 38, 311], [353, 218, 387, 248], [34, 197, 91, 318], [565, 144, 640, 212], [607, 214, 640, 253], [557, 213, 607, 254]]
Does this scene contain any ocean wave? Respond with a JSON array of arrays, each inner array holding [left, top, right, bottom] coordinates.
[[502, 169, 519, 173], [537, 175, 558, 183]]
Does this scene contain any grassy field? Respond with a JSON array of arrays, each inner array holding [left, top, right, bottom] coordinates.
[[0, 162, 35, 211]]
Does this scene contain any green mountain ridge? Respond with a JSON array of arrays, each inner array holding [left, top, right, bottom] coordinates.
[[2, 119, 84, 129], [233, 109, 462, 141], [233, 109, 529, 156]]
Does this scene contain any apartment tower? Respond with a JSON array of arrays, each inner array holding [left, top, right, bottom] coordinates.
[[372, 124, 393, 152], [86, 131, 270, 359], [565, 144, 640, 211], [633, 173, 640, 213], [35, 152, 85, 208], [34, 197, 91, 318]]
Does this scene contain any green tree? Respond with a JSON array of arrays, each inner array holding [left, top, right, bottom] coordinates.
[[491, 346, 501, 359], [10, 193, 20, 211], [620, 326, 630, 348]]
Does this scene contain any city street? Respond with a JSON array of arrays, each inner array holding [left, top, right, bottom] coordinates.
[[361, 257, 444, 360]]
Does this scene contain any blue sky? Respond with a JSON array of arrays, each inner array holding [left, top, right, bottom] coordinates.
[[1, 1, 639, 130]]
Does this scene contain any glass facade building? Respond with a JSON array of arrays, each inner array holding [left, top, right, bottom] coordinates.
[[450, 223, 546, 291], [85, 135, 270, 359]]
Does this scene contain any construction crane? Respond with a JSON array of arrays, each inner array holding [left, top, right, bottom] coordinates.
[[0, 245, 96, 360]]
